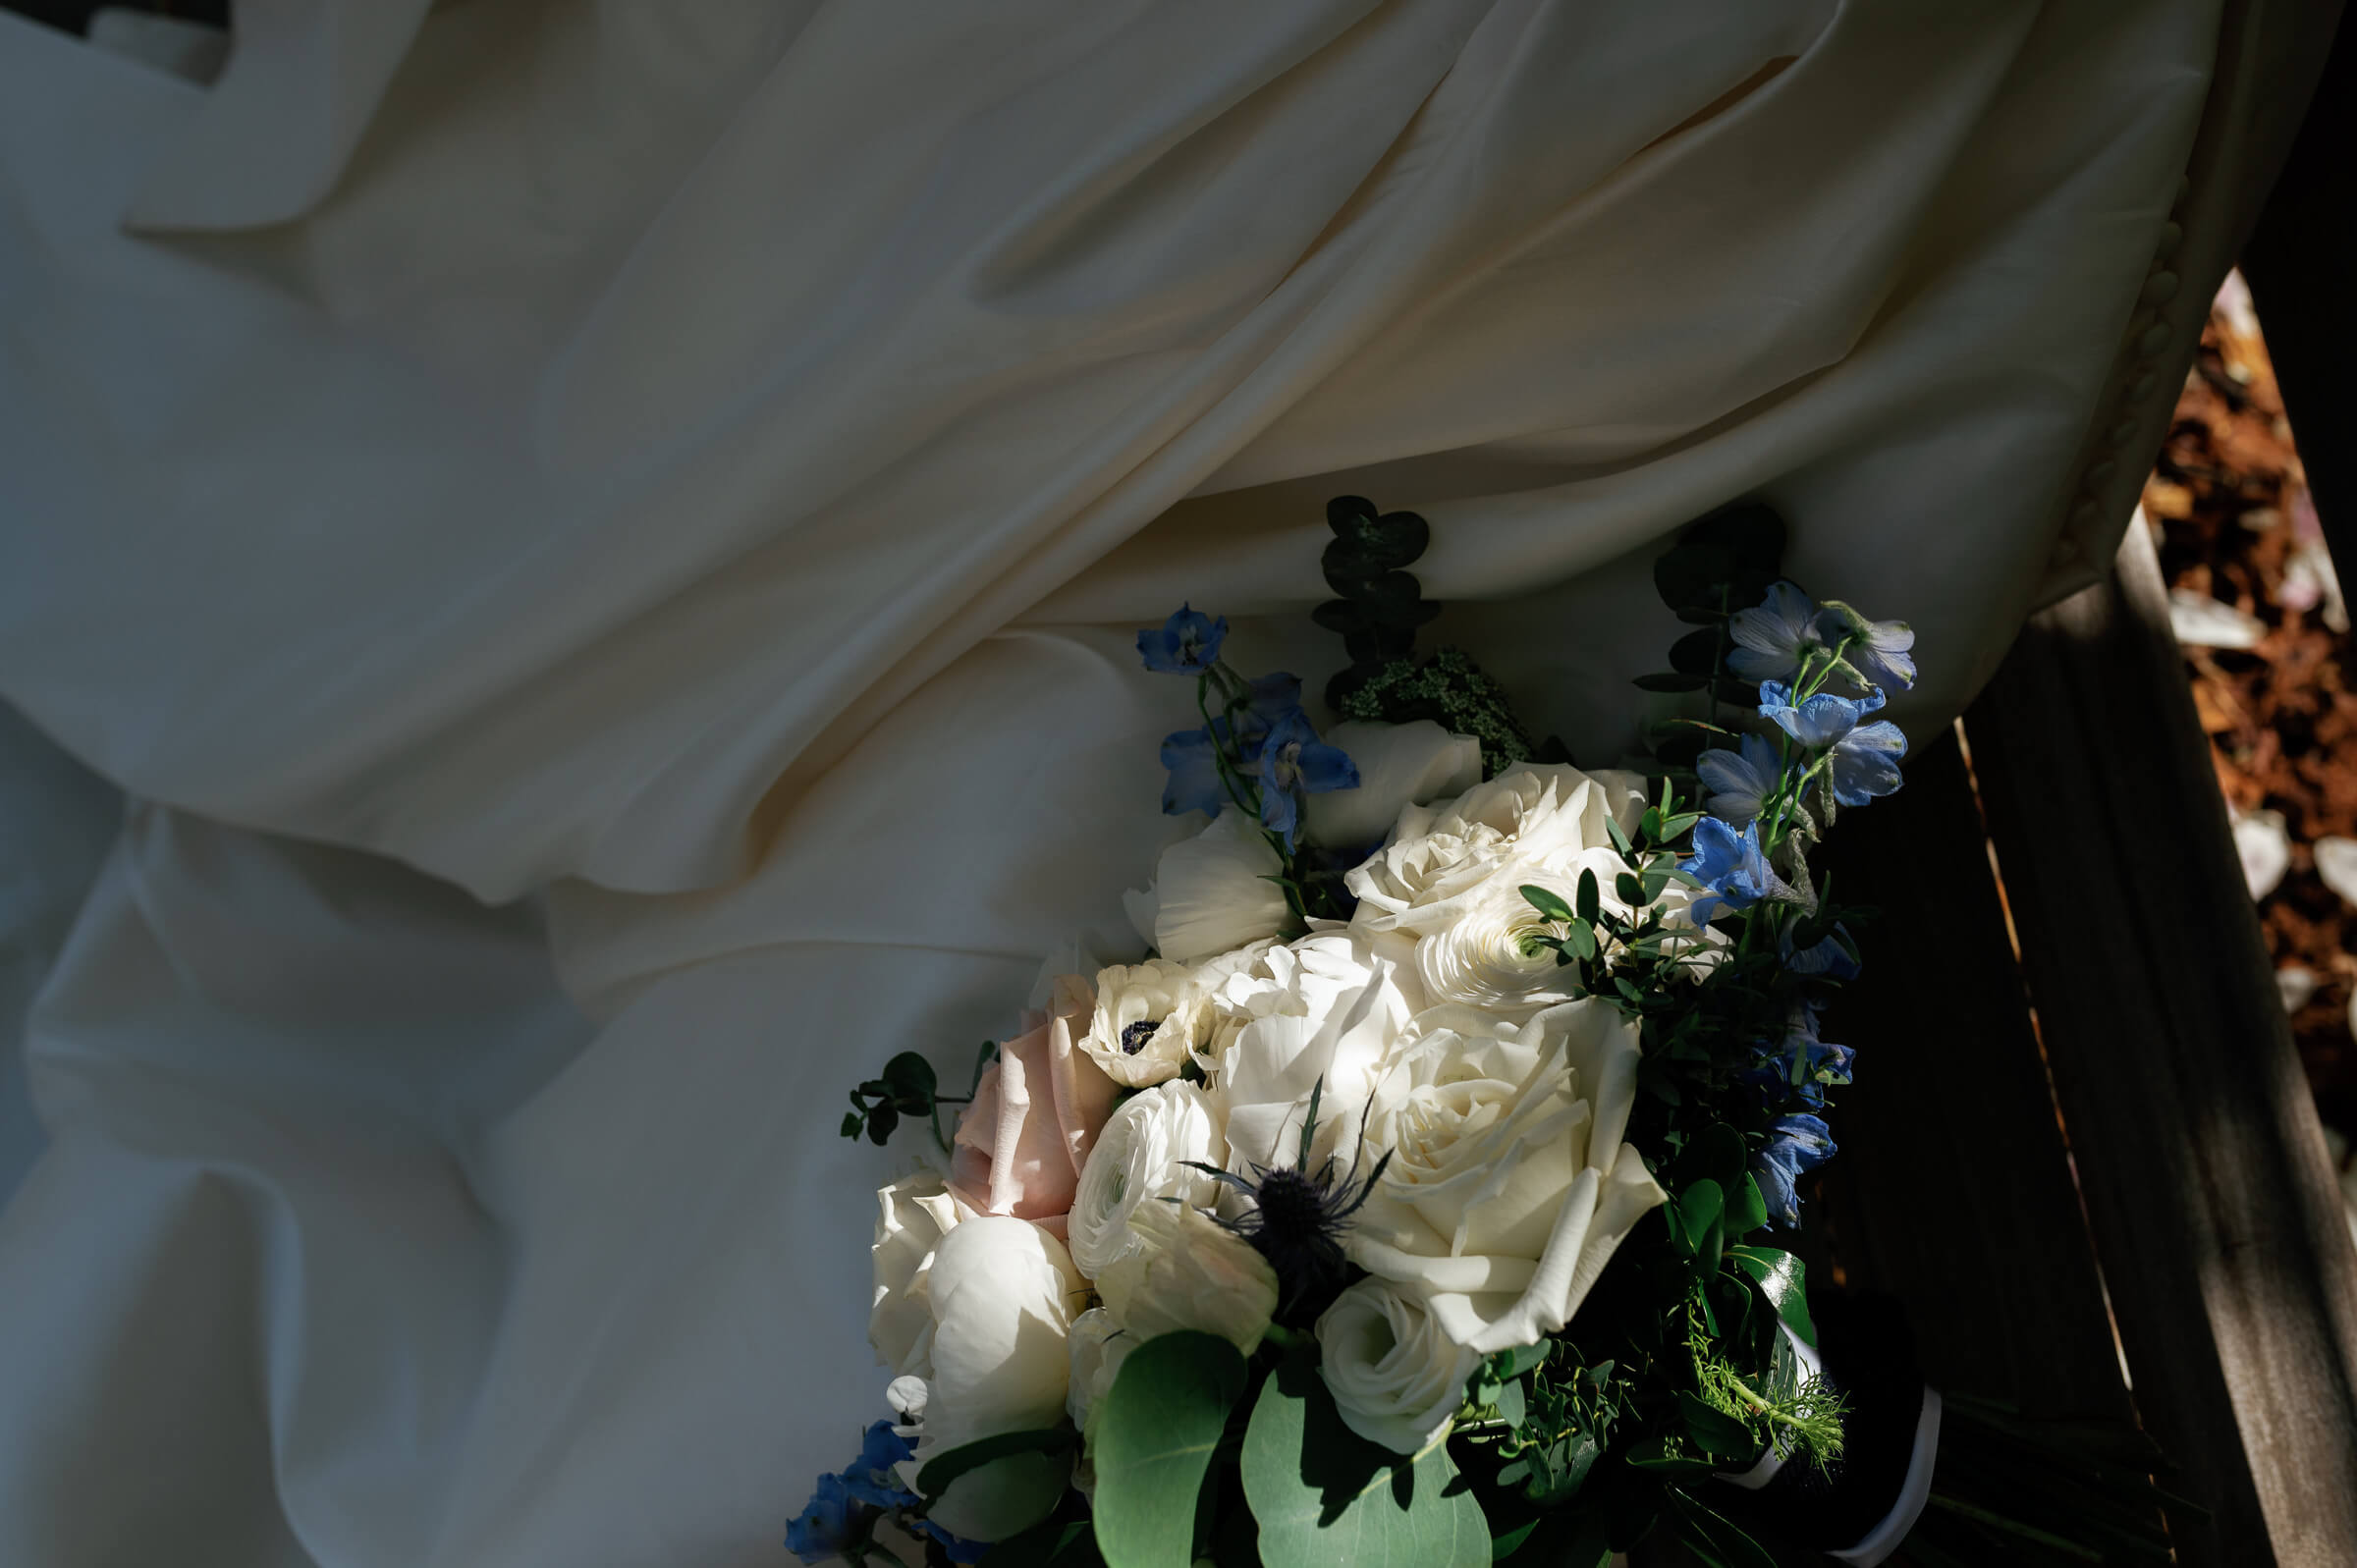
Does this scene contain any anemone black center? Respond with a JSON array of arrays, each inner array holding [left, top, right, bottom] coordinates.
[[1119, 1019, 1160, 1055]]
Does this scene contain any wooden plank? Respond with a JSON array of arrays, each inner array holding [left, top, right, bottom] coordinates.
[[1961, 520, 2357, 1567], [1807, 727, 2136, 1424], [1631, 739, 2138, 1568]]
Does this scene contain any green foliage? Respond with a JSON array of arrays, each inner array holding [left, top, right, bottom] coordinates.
[[1318, 496, 1443, 711], [1240, 1354, 1490, 1568], [915, 1425, 1078, 1504], [1334, 647, 1535, 778], [1092, 1332, 1249, 1568], [1727, 1247, 1817, 1348], [841, 1041, 998, 1152]]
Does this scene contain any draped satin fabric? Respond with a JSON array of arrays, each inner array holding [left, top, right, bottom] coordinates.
[[0, 2, 2215, 1563]]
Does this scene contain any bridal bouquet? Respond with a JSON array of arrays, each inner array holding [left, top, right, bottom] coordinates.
[[791, 502, 2181, 1568]]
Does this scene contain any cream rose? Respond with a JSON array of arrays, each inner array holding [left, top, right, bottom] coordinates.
[[1346, 764, 1647, 934], [1302, 722, 1484, 851], [1316, 1278, 1482, 1454], [1126, 810, 1292, 964], [908, 1217, 1091, 1541], [871, 1171, 968, 1379], [1068, 1081, 1224, 1278], [1095, 1200, 1279, 1356], [1077, 959, 1211, 1088], [1214, 928, 1424, 1173], [1347, 999, 1665, 1353], [948, 988, 1120, 1236]]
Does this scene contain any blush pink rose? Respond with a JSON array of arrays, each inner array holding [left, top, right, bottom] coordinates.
[[949, 980, 1118, 1237]]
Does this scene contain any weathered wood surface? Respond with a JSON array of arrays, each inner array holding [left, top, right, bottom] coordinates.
[[1807, 728, 2136, 1425], [1961, 521, 2357, 1567]]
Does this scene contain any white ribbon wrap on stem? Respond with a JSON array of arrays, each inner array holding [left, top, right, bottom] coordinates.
[[1828, 1385, 1944, 1567]]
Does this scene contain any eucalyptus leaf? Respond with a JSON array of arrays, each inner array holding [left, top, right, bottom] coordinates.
[[882, 1052, 938, 1111], [1669, 626, 1724, 676], [1632, 672, 1710, 693], [1093, 1332, 1247, 1568], [1240, 1356, 1488, 1568], [982, 1518, 1108, 1568], [916, 1425, 1078, 1502]]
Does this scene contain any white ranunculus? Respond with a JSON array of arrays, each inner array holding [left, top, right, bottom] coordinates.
[[906, 1217, 1090, 1541], [1347, 999, 1665, 1353], [1304, 722, 1483, 851], [1095, 1200, 1279, 1356], [1068, 1082, 1224, 1278], [1346, 764, 1648, 934], [1316, 1278, 1483, 1454], [870, 1171, 967, 1378], [1132, 811, 1292, 964], [1214, 928, 1425, 1173], [1077, 959, 1212, 1088], [1409, 846, 1630, 1016]]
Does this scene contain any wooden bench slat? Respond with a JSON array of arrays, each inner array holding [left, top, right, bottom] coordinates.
[[1961, 521, 2357, 1567]]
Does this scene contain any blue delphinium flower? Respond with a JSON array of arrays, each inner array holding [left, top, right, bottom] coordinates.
[[1781, 920, 1862, 980], [841, 1420, 918, 1510], [1743, 1008, 1855, 1112], [1160, 673, 1316, 819], [1251, 709, 1358, 849], [1754, 1113, 1837, 1226], [1160, 722, 1232, 817], [1695, 731, 1782, 825], [1681, 817, 1775, 925], [1814, 600, 1918, 690], [786, 1472, 857, 1566], [1137, 604, 1228, 674], [1826, 717, 1908, 807], [1727, 582, 1836, 685], [1757, 679, 1886, 750]]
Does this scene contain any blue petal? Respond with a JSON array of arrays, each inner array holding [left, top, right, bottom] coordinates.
[[786, 1473, 857, 1565], [1696, 741, 1774, 824], [1160, 726, 1229, 817], [1828, 744, 1905, 808], [1245, 672, 1303, 720], [1260, 779, 1301, 848], [1137, 604, 1228, 674], [1293, 739, 1360, 796], [1727, 583, 1819, 683]]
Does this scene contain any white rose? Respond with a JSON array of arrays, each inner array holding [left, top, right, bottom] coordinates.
[[870, 1171, 967, 1378], [905, 1217, 1090, 1542], [1128, 811, 1292, 964], [1065, 1307, 1135, 1437], [1068, 1082, 1224, 1278], [1215, 928, 1424, 1173], [1347, 999, 1666, 1353], [1303, 722, 1483, 850], [1346, 764, 1647, 933], [1316, 1278, 1482, 1454], [1096, 1200, 1280, 1356], [1077, 959, 1211, 1088], [1183, 937, 1280, 1079]]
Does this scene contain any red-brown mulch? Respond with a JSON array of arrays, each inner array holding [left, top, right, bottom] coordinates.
[[2145, 289, 2355, 1134]]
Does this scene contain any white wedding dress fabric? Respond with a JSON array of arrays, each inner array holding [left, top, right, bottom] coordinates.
[[0, 2, 2220, 1562]]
